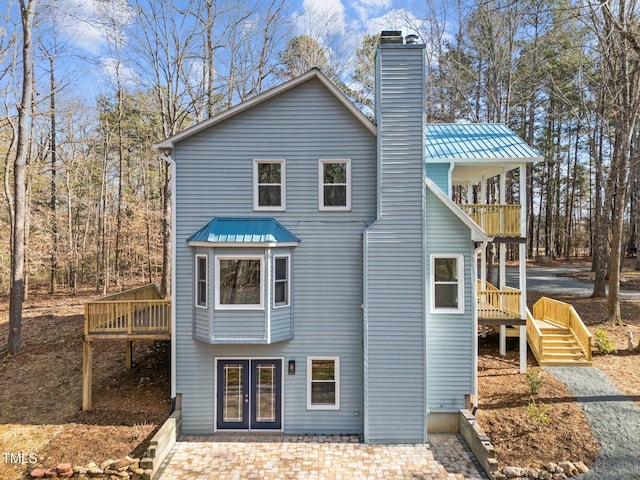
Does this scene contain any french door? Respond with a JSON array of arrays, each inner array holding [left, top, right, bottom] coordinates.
[[216, 359, 282, 430]]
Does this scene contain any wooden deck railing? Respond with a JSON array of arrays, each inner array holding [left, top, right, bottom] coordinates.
[[526, 307, 544, 364], [459, 204, 521, 237], [477, 281, 522, 319], [533, 297, 592, 361], [84, 284, 171, 337]]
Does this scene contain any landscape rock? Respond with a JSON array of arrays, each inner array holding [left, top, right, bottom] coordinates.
[[538, 469, 553, 479], [574, 461, 589, 474], [113, 459, 131, 470], [30, 468, 47, 479], [101, 459, 115, 470], [74, 466, 89, 475], [558, 461, 574, 474], [44, 467, 59, 478], [503, 466, 526, 478]]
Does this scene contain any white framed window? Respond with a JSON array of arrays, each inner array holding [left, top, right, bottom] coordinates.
[[215, 255, 264, 310], [430, 254, 464, 313], [273, 255, 290, 308], [253, 159, 285, 211], [318, 159, 351, 211], [195, 254, 208, 308], [307, 357, 340, 410]]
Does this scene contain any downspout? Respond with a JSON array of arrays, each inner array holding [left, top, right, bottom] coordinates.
[[159, 150, 177, 399], [472, 241, 488, 411]]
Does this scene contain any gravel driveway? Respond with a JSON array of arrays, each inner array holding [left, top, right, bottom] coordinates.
[[547, 367, 640, 479]]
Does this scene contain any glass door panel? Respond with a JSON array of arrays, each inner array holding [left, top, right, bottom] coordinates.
[[217, 360, 249, 429], [251, 360, 282, 429]]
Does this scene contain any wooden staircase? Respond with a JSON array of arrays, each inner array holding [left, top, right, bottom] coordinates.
[[527, 298, 592, 367]]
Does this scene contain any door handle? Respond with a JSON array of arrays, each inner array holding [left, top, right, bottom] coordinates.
[[244, 394, 249, 404]]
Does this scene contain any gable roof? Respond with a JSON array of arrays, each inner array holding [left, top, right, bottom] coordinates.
[[156, 69, 376, 150], [424, 177, 491, 242], [425, 123, 541, 162], [187, 217, 300, 247]]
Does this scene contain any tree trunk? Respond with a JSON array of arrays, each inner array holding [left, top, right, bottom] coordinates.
[[8, 0, 36, 355]]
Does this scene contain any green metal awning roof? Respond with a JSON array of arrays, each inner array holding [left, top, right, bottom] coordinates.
[[187, 217, 300, 246]]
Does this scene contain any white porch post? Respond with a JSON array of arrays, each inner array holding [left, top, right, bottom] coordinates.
[[499, 169, 507, 356], [519, 164, 528, 373]]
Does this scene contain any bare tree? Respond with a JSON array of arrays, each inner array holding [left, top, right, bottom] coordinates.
[[586, 0, 640, 325], [8, 0, 37, 355]]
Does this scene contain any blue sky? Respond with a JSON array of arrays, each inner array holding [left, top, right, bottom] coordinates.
[[16, 0, 458, 102]]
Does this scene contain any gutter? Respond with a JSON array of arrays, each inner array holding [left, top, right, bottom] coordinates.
[[158, 150, 177, 399], [472, 241, 488, 410]]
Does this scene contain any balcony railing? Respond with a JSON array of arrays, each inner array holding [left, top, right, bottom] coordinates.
[[477, 281, 522, 320], [459, 204, 521, 237], [84, 284, 171, 337]]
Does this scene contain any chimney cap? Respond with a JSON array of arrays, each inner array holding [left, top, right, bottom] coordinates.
[[405, 34, 419, 44], [379, 30, 403, 44]]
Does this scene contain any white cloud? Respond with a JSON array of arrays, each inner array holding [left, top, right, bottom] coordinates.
[[350, 0, 393, 26], [365, 8, 423, 37], [295, 0, 348, 38], [55, 0, 134, 55], [100, 57, 139, 86]]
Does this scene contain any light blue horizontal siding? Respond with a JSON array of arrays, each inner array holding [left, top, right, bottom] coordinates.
[[174, 77, 375, 435], [364, 43, 426, 444], [425, 163, 450, 194], [213, 311, 265, 341], [425, 189, 475, 413], [271, 307, 292, 342]]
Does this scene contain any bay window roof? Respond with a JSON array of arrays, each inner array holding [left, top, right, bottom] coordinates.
[[187, 217, 300, 247]]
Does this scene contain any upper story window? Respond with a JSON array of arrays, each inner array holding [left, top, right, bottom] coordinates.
[[195, 254, 208, 308], [273, 255, 290, 308], [215, 255, 264, 310], [319, 159, 351, 211], [254, 159, 285, 211], [430, 254, 464, 314]]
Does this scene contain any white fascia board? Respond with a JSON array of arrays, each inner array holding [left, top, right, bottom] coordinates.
[[424, 177, 491, 243]]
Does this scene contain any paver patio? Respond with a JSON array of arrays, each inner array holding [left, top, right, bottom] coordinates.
[[156, 433, 486, 480]]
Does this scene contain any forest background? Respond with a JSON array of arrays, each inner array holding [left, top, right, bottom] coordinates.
[[3, 0, 640, 354]]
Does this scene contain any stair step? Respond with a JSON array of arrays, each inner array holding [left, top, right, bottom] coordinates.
[[540, 329, 571, 335], [543, 346, 582, 354]]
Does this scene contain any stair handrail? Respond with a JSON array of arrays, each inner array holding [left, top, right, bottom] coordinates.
[[532, 297, 591, 361], [526, 307, 544, 364]]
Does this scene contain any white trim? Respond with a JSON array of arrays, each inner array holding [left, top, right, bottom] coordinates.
[[155, 69, 376, 150], [424, 177, 490, 242], [188, 241, 299, 248], [213, 357, 285, 433], [430, 254, 465, 314], [306, 356, 340, 410], [195, 254, 208, 309], [253, 159, 286, 211], [273, 254, 290, 309], [214, 255, 265, 310], [318, 159, 351, 212]]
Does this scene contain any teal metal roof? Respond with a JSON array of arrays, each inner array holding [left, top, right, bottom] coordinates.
[[425, 123, 541, 161], [188, 217, 300, 244]]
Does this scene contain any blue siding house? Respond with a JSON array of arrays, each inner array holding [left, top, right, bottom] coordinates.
[[156, 31, 540, 443]]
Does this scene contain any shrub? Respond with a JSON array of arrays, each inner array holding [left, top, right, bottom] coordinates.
[[594, 329, 617, 355], [524, 400, 549, 426], [526, 368, 543, 395]]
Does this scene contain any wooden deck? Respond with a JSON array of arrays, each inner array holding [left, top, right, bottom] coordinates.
[[83, 284, 171, 411], [477, 282, 523, 324]]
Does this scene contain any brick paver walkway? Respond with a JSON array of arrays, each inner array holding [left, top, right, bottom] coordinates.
[[156, 433, 486, 480]]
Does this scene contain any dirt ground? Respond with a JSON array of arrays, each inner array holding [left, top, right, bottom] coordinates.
[[1, 260, 639, 478], [476, 258, 640, 471], [0, 288, 171, 480]]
